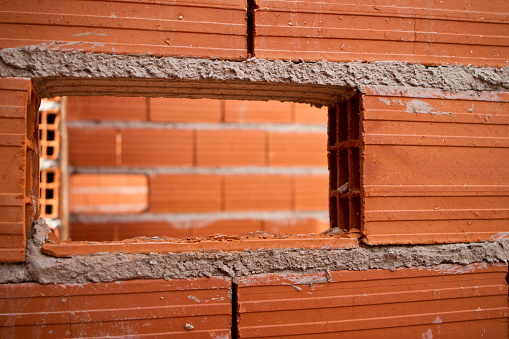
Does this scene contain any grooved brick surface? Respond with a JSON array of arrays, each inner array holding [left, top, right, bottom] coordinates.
[[254, 0, 509, 67], [67, 96, 147, 121], [0, 278, 232, 338], [0, 0, 247, 60], [236, 263, 508, 338], [196, 129, 266, 167], [150, 98, 221, 123], [224, 100, 293, 124], [68, 127, 117, 166], [224, 175, 292, 211], [149, 174, 221, 213], [0, 78, 38, 262], [268, 132, 327, 167], [121, 128, 193, 166], [361, 87, 509, 244]]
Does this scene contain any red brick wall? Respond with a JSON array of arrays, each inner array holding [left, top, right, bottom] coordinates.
[[0, 0, 247, 60], [66, 97, 329, 240]]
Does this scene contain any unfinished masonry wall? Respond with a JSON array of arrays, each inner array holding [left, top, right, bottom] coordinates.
[[0, 0, 508, 337]]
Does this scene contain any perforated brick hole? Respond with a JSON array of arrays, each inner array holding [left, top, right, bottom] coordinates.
[[328, 95, 362, 236]]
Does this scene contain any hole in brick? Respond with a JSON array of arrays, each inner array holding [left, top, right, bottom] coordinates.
[[328, 151, 337, 190], [46, 171, 55, 183], [349, 148, 360, 191], [328, 105, 337, 146], [349, 96, 360, 140], [46, 188, 54, 200], [350, 196, 361, 230], [338, 149, 349, 188], [47, 113, 56, 124], [339, 197, 349, 230], [45, 204, 53, 215], [47, 130, 55, 141], [47, 146, 54, 156], [329, 196, 337, 228], [338, 101, 348, 142]]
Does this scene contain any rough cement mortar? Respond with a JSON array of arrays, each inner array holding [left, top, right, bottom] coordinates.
[[0, 47, 508, 105], [0, 263, 33, 284], [20, 219, 509, 284]]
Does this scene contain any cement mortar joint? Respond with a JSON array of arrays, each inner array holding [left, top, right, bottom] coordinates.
[[0, 47, 508, 106], [1, 219, 506, 285]]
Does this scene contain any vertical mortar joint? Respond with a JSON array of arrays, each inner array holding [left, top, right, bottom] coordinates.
[[246, 0, 258, 58]]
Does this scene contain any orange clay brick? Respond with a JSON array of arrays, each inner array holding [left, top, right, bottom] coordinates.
[[149, 98, 221, 123], [67, 96, 147, 121], [70, 221, 190, 241], [191, 219, 263, 236], [120, 128, 193, 167], [263, 218, 329, 235], [1, 0, 247, 60], [68, 127, 117, 166], [294, 103, 327, 125], [149, 174, 221, 213], [224, 175, 292, 211], [268, 132, 327, 167], [295, 175, 329, 211], [69, 174, 148, 214], [224, 100, 293, 123], [196, 129, 266, 167]]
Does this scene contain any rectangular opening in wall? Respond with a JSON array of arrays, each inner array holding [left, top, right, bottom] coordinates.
[[44, 96, 333, 241]]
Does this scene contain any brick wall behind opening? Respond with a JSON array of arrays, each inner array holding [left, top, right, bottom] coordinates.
[[66, 97, 329, 241]]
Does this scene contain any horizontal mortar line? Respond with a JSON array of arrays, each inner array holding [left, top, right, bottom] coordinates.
[[69, 211, 330, 225], [69, 166, 329, 176], [65, 121, 327, 133]]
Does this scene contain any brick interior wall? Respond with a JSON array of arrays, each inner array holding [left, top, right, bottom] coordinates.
[[66, 96, 330, 241]]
